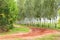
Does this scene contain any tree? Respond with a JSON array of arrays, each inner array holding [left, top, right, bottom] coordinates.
[[42, 0, 57, 27], [33, 0, 42, 23], [17, 0, 26, 20], [0, 0, 18, 32]]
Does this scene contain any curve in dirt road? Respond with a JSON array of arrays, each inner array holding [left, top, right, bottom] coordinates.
[[0, 27, 60, 39]]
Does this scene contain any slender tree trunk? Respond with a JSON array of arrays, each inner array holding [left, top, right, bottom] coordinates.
[[39, 18, 41, 27], [55, 17, 57, 28], [43, 18, 45, 28]]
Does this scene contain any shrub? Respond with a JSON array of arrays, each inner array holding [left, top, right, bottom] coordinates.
[[0, 0, 18, 32]]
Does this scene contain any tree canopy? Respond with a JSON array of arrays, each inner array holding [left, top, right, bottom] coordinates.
[[17, 0, 58, 20]]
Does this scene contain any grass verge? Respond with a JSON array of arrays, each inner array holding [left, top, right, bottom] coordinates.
[[0, 27, 30, 35]]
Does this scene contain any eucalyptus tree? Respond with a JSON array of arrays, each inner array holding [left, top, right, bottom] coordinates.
[[34, 0, 42, 19], [24, 0, 36, 25], [0, 0, 18, 32], [17, 0, 26, 20], [33, 0, 58, 27], [42, 0, 58, 27], [24, 0, 35, 18], [57, 0, 60, 16]]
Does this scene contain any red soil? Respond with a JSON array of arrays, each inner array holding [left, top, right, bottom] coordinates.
[[0, 27, 60, 39]]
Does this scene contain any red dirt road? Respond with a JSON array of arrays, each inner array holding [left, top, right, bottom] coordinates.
[[0, 28, 60, 39]]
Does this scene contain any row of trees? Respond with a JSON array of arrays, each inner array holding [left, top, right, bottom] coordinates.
[[17, 0, 60, 28], [17, 0, 58, 20]]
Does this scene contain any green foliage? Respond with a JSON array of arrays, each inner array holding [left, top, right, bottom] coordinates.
[[0, 0, 18, 32], [57, 18, 60, 29], [18, 0, 58, 20], [17, 0, 60, 29]]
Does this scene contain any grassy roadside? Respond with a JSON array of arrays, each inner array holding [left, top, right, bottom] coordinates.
[[0, 27, 30, 35], [34, 34, 60, 40]]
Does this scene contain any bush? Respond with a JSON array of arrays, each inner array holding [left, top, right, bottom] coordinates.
[[0, 0, 18, 32]]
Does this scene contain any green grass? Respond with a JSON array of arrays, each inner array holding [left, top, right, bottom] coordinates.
[[34, 34, 60, 40], [0, 27, 30, 35], [11, 27, 29, 32]]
